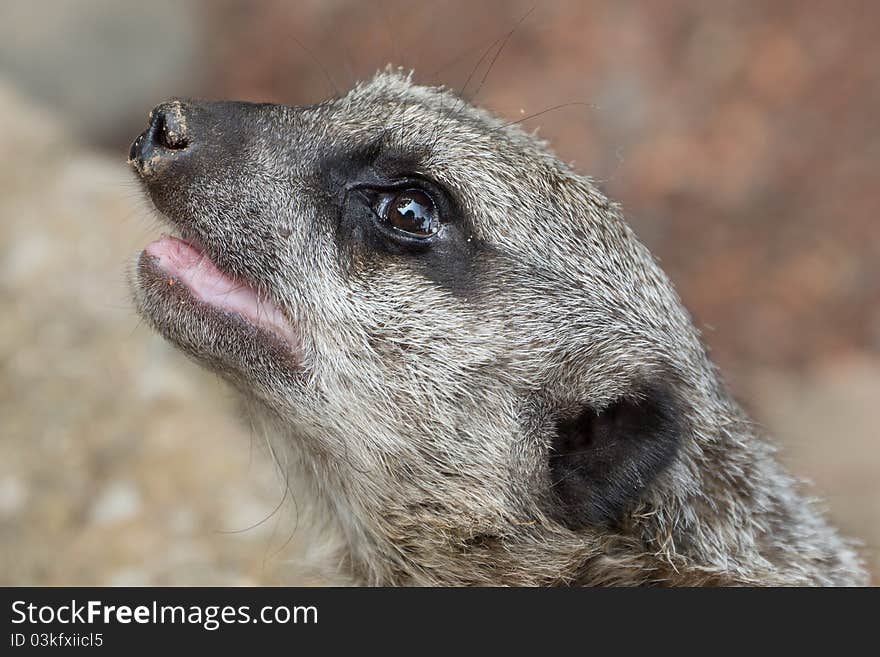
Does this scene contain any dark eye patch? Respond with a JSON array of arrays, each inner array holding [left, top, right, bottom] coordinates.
[[338, 183, 488, 298], [320, 141, 492, 297]]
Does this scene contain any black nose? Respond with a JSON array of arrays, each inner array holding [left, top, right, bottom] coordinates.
[[128, 100, 191, 175]]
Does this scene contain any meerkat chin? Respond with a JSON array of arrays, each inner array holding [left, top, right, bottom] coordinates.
[[128, 70, 868, 586]]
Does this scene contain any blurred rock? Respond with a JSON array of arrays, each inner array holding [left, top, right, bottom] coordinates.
[[0, 476, 27, 519], [89, 481, 143, 527]]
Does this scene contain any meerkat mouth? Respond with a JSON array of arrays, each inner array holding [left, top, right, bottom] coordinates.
[[141, 235, 299, 348]]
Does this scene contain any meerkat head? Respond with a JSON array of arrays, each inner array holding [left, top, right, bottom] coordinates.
[[130, 70, 866, 586]]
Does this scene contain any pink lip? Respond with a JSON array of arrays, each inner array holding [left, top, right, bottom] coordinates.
[[144, 235, 298, 346]]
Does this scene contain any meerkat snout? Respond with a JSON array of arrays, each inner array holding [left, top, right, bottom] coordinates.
[[129, 100, 192, 176], [129, 69, 868, 586]]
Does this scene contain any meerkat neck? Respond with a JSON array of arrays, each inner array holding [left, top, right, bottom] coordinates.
[[272, 392, 863, 586]]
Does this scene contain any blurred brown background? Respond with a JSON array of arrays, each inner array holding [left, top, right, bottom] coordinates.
[[0, 0, 877, 584]]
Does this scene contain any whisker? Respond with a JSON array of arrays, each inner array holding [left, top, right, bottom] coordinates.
[[430, 5, 537, 150], [216, 470, 289, 535], [290, 33, 341, 98], [491, 101, 598, 132], [470, 4, 536, 101]]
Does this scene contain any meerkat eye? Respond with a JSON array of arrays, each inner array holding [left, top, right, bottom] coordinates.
[[375, 189, 439, 237]]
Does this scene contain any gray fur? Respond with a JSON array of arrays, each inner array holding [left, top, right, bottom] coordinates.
[[130, 69, 868, 586]]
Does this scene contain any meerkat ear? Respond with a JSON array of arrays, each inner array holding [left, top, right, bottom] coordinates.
[[548, 384, 682, 529]]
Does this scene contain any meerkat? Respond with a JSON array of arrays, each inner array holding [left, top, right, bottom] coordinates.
[[128, 70, 868, 586]]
